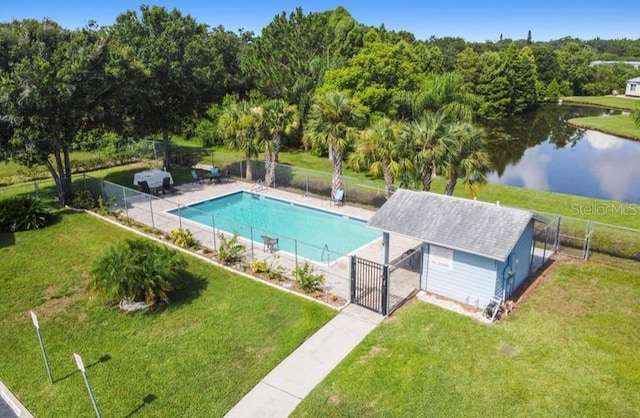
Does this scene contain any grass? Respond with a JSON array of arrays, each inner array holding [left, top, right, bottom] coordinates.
[[292, 257, 640, 417], [0, 211, 335, 417], [567, 114, 640, 141], [563, 95, 640, 111]]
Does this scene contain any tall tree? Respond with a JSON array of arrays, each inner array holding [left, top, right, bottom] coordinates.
[[0, 20, 135, 204], [441, 123, 491, 197], [110, 6, 225, 170], [305, 91, 363, 199], [319, 29, 425, 115], [349, 117, 400, 198], [476, 51, 511, 118], [217, 100, 260, 180], [395, 72, 481, 122], [258, 99, 299, 187], [398, 111, 452, 191]]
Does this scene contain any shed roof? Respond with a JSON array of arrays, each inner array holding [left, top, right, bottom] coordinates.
[[368, 190, 534, 262], [628, 77, 640, 83]]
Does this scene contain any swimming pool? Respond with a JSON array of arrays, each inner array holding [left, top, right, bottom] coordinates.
[[171, 191, 379, 262]]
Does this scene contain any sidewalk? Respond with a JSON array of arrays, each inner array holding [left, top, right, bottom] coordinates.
[[225, 304, 384, 418]]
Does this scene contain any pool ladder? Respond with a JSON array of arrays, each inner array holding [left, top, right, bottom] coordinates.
[[251, 179, 267, 193], [321, 244, 331, 264]]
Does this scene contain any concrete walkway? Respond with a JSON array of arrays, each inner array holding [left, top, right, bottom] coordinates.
[[225, 304, 384, 418]]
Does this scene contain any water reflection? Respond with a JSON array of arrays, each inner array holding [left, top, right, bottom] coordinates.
[[483, 105, 640, 203]]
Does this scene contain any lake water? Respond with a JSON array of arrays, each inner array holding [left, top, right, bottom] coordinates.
[[482, 104, 640, 203]]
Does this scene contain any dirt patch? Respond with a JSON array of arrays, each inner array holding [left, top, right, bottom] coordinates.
[[498, 344, 517, 356], [356, 345, 388, 364], [37, 285, 84, 316]]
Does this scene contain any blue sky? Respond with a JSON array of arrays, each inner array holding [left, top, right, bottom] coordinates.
[[2, 1, 639, 42]]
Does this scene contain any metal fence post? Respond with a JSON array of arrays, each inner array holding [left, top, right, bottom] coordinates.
[[34, 181, 40, 199], [149, 195, 155, 229], [555, 215, 562, 253], [100, 179, 105, 201], [122, 186, 129, 218], [295, 240, 298, 267], [382, 264, 389, 316], [240, 160, 243, 179], [83, 173, 87, 191], [349, 256, 356, 303], [211, 215, 217, 251], [250, 227, 254, 258], [178, 205, 182, 229]]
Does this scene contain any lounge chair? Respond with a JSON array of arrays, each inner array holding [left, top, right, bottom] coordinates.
[[191, 169, 203, 184], [138, 180, 154, 195], [330, 189, 345, 206], [261, 235, 279, 253]]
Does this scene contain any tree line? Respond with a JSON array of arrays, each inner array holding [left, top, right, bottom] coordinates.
[[1, 5, 639, 203]]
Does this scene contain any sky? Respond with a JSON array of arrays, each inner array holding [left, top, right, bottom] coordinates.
[[2, 0, 640, 42]]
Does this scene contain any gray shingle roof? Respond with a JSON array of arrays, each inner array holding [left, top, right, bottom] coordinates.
[[368, 189, 534, 261]]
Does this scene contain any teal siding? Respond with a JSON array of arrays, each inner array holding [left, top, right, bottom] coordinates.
[[424, 245, 498, 309], [495, 220, 534, 299]]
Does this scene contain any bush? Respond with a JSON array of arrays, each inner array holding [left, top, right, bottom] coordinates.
[[217, 232, 245, 265], [250, 259, 269, 274], [293, 261, 324, 293], [0, 195, 51, 232], [88, 238, 187, 308], [167, 228, 198, 249], [71, 190, 97, 209], [268, 256, 286, 281]]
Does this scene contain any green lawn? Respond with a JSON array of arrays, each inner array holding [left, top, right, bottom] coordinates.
[[293, 257, 640, 417], [0, 211, 335, 417], [563, 95, 640, 111], [567, 114, 640, 141]]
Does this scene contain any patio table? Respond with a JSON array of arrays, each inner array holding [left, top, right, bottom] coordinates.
[[133, 169, 174, 189]]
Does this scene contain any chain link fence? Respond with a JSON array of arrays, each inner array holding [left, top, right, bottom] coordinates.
[[89, 175, 354, 298]]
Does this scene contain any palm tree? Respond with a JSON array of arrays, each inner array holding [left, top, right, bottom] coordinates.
[[305, 90, 364, 199], [441, 123, 491, 197], [259, 99, 299, 187], [395, 72, 481, 123], [218, 101, 260, 181], [349, 117, 400, 198], [398, 111, 453, 192]]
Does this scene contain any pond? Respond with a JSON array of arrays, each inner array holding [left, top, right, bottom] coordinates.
[[482, 104, 640, 203]]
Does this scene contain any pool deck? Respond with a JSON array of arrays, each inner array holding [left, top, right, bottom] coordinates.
[[121, 179, 421, 302]]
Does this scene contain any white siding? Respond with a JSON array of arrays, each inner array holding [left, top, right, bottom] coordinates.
[[626, 81, 640, 97], [424, 244, 497, 309]]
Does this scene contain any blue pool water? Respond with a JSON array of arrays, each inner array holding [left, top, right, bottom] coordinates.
[[171, 191, 380, 262]]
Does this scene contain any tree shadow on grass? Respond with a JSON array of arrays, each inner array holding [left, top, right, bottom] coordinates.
[[165, 271, 208, 311]]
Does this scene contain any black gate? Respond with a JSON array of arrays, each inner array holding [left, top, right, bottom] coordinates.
[[350, 256, 389, 315]]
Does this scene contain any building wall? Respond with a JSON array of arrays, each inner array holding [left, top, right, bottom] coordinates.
[[626, 81, 640, 97], [495, 220, 534, 300], [421, 243, 498, 309]]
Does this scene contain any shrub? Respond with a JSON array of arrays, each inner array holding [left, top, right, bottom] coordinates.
[[268, 256, 286, 281], [167, 228, 197, 249], [0, 195, 51, 232], [250, 259, 269, 274], [88, 238, 187, 308], [217, 232, 245, 265], [293, 261, 324, 293], [71, 190, 97, 209]]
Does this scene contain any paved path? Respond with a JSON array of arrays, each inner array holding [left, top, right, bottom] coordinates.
[[0, 380, 33, 418], [225, 304, 384, 418]]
